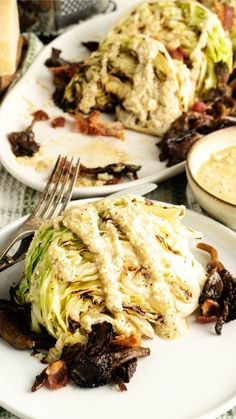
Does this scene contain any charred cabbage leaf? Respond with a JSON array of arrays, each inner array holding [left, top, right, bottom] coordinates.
[[14, 196, 206, 363]]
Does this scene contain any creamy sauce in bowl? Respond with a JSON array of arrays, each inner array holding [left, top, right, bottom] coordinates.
[[196, 146, 236, 205]]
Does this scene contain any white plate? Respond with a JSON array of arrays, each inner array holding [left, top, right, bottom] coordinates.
[[0, 5, 184, 198], [0, 202, 236, 419]]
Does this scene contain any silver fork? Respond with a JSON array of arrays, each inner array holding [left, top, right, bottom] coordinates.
[[0, 155, 80, 270]]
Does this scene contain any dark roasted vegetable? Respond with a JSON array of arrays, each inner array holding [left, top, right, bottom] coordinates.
[[112, 359, 137, 390], [81, 41, 99, 52], [45, 48, 83, 111], [63, 323, 150, 389], [0, 300, 34, 350], [53, 158, 141, 185], [67, 347, 149, 389], [205, 61, 231, 100], [159, 114, 236, 166], [8, 129, 39, 157], [79, 162, 141, 180], [7, 109, 50, 157], [159, 62, 236, 166], [86, 321, 114, 355], [159, 129, 200, 166], [32, 322, 150, 391], [199, 272, 224, 304], [0, 298, 56, 350], [44, 48, 70, 68], [197, 243, 236, 335]]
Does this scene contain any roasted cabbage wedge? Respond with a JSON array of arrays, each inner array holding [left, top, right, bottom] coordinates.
[[61, 0, 233, 137], [15, 195, 206, 361], [64, 34, 193, 136], [111, 0, 233, 93], [104, 35, 193, 135]]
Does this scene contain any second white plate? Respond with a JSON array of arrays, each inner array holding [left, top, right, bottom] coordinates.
[[0, 6, 184, 198]]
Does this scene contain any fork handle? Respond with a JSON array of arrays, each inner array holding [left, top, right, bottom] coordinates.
[[0, 228, 35, 261]]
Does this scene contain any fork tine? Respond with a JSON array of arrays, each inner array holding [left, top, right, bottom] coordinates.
[[38, 156, 68, 219], [31, 154, 61, 218], [0, 155, 79, 270], [45, 157, 74, 219], [59, 156, 80, 214]]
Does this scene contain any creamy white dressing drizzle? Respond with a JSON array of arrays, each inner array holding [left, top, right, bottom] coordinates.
[[62, 204, 124, 313], [49, 242, 82, 282], [59, 195, 206, 339], [102, 198, 186, 338]]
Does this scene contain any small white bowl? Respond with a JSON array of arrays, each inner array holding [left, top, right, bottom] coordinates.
[[186, 126, 236, 230]]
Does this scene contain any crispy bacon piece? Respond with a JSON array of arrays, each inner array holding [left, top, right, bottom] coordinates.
[[32, 360, 68, 392], [222, 4, 234, 30], [191, 101, 207, 113], [213, 1, 234, 30], [110, 334, 141, 348], [72, 111, 125, 140], [32, 110, 49, 122], [200, 299, 221, 317], [168, 47, 184, 61], [196, 315, 217, 324], [72, 112, 89, 134], [51, 116, 65, 128], [89, 119, 125, 139], [104, 178, 121, 185]]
